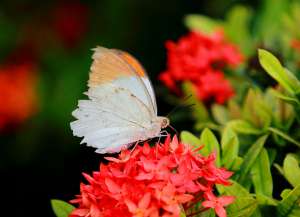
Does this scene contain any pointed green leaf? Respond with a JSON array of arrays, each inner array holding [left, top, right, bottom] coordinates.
[[184, 14, 222, 34], [251, 148, 273, 197], [182, 82, 209, 122], [270, 89, 300, 105], [283, 154, 300, 187], [242, 89, 271, 129], [228, 100, 242, 119], [51, 199, 75, 217], [227, 120, 263, 135], [256, 194, 278, 206], [221, 127, 239, 169], [231, 157, 244, 171], [274, 163, 285, 176], [277, 184, 300, 217], [268, 127, 300, 148], [200, 128, 220, 166], [237, 135, 269, 185], [218, 181, 257, 217], [258, 49, 300, 94], [267, 148, 277, 165], [224, 5, 254, 56], [212, 104, 230, 125], [180, 131, 201, 149], [281, 189, 292, 199]]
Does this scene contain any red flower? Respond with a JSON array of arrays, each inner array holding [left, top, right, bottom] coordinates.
[[196, 71, 235, 104], [70, 135, 234, 217], [52, 1, 89, 48], [159, 30, 243, 104], [0, 63, 37, 131], [202, 191, 235, 217]]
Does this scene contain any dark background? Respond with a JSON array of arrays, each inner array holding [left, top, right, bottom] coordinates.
[[0, 0, 259, 216]]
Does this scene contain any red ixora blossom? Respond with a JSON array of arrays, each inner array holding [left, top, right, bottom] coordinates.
[[159, 30, 243, 104], [0, 63, 37, 131], [70, 135, 234, 217], [52, 1, 89, 48]]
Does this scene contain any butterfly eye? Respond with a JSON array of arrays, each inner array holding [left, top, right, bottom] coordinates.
[[161, 118, 170, 129]]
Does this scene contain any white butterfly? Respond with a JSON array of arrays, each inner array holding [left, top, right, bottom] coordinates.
[[70, 46, 169, 153]]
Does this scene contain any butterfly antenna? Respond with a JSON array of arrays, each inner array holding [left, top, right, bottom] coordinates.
[[166, 94, 193, 118]]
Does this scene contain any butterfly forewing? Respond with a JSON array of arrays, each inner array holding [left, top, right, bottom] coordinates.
[[88, 47, 156, 115], [111, 49, 157, 114]]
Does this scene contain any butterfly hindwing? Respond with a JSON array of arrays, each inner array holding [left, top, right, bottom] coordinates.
[[71, 85, 152, 153]]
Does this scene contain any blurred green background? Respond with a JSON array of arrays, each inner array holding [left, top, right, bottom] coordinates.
[[0, 0, 266, 216]]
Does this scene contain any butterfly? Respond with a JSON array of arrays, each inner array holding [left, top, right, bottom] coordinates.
[[70, 46, 169, 153]]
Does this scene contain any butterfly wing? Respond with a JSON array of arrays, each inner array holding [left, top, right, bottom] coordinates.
[[111, 49, 158, 114], [70, 47, 160, 153], [88, 47, 157, 115], [71, 85, 155, 153]]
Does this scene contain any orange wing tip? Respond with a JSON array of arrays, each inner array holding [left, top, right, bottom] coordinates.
[[88, 46, 146, 87], [118, 51, 145, 77]]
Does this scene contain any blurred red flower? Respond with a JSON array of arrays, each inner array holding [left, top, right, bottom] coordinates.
[[70, 135, 233, 217], [196, 71, 235, 104], [0, 63, 37, 131], [52, 1, 89, 48], [291, 39, 300, 53], [159, 31, 243, 104]]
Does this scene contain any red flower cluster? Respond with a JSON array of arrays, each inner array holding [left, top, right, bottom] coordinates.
[[159, 31, 243, 104], [52, 1, 89, 48], [0, 64, 37, 131], [70, 136, 234, 217]]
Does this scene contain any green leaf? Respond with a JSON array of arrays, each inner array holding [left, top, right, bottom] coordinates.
[[182, 82, 209, 122], [268, 127, 300, 148], [277, 184, 300, 217], [227, 198, 257, 217], [221, 127, 239, 169], [180, 211, 187, 217], [218, 181, 257, 217], [51, 199, 75, 217], [256, 194, 278, 206], [212, 104, 230, 125], [270, 89, 300, 105], [242, 89, 272, 130], [258, 49, 300, 94], [251, 148, 273, 197], [254, 0, 288, 46], [227, 120, 263, 135], [184, 14, 222, 34], [267, 148, 277, 165], [237, 135, 269, 185], [281, 189, 292, 199], [283, 154, 300, 187], [225, 5, 254, 56], [274, 163, 285, 176], [231, 157, 244, 171], [228, 100, 242, 119], [180, 131, 201, 149], [200, 128, 221, 166]]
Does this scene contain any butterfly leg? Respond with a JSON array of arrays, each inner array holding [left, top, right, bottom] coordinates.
[[157, 130, 168, 144], [130, 141, 140, 154], [154, 130, 169, 158]]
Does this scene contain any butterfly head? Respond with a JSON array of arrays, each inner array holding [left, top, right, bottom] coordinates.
[[158, 116, 170, 129]]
